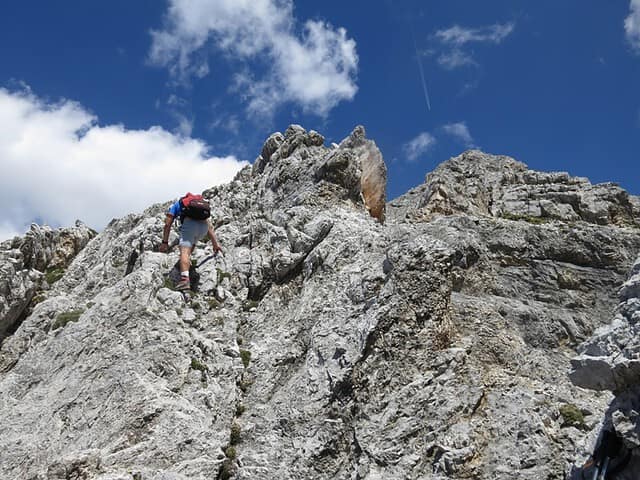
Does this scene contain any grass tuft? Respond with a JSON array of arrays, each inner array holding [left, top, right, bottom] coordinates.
[[239, 349, 251, 369], [224, 446, 237, 460], [45, 267, 65, 284], [217, 268, 232, 284], [229, 422, 241, 445], [190, 358, 208, 372], [52, 310, 84, 330], [559, 403, 587, 430]]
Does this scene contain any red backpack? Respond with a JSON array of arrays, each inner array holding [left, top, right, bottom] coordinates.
[[179, 193, 211, 222]]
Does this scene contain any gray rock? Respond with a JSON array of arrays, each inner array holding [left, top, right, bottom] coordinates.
[[389, 150, 640, 228], [568, 254, 640, 476], [255, 132, 285, 175], [2, 128, 640, 479], [0, 222, 95, 342]]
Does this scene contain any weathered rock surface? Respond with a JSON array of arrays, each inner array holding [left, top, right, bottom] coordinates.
[[0, 221, 95, 342], [389, 150, 639, 228], [567, 255, 640, 477], [1, 133, 639, 479], [252, 124, 387, 223]]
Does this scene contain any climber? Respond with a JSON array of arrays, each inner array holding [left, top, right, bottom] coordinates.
[[159, 193, 223, 291]]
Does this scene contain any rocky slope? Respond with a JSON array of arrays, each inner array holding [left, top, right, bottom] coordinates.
[[1, 126, 639, 479]]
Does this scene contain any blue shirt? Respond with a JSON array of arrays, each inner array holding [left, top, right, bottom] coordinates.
[[167, 200, 182, 218]]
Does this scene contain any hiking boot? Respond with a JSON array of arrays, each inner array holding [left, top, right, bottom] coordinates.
[[175, 277, 191, 291]]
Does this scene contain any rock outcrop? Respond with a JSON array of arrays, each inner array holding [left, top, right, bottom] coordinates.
[[0, 132, 639, 479], [389, 150, 639, 227], [0, 221, 95, 343], [253, 125, 387, 223], [567, 254, 640, 477]]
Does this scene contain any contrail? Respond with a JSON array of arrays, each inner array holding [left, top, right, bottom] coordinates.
[[410, 23, 432, 112]]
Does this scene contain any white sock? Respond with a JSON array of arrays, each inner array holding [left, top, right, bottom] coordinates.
[[181, 271, 189, 278]]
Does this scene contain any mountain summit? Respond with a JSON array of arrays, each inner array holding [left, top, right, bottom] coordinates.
[[1, 126, 639, 479]]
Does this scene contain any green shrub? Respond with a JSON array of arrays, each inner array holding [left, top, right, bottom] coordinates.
[[31, 294, 46, 306], [217, 268, 232, 284], [224, 446, 237, 460], [229, 422, 241, 445], [190, 358, 208, 372], [240, 349, 251, 369], [235, 404, 246, 416], [45, 267, 65, 284], [219, 459, 235, 480], [52, 310, 84, 330], [559, 403, 587, 429]]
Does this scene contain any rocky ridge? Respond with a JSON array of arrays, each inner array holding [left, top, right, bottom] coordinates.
[[0, 221, 95, 343], [1, 126, 639, 479]]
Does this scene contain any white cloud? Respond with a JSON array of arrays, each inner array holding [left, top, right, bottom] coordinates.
[[175, 115, 194, 137], [164, 94, 194, 137], [209, 113, 240, 135], [437, 50, 477, 70], [435, 23, 515, 47], [626, 0, 640, 52], [442, 122, 475, 147], [432, 22, 515, 70], [403, 132, 437, 162], [0, 87, 247, 241], [149, 0, 358, 117]]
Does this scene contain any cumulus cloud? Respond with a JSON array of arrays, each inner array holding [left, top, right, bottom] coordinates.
[[0, 87, 247, 241], [149, 0, 358, 117], [403, 132, 437, 162], [442, 122, 475, 147], [626, 0, 640, 52], [431, 22, 515, 70]]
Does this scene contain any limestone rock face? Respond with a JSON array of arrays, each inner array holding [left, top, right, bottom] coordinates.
[[0, 221, 95, 342], [248, 124, 386, 223], [1, 134, 639, 480], [567, 255, 640, 477], [390, 150, 639, 228]]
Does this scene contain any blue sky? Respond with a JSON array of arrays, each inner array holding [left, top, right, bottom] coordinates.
[[1, 0, 639, 239]]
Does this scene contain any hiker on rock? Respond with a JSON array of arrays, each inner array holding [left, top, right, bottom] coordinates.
[[159, 193, 222, 291]]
